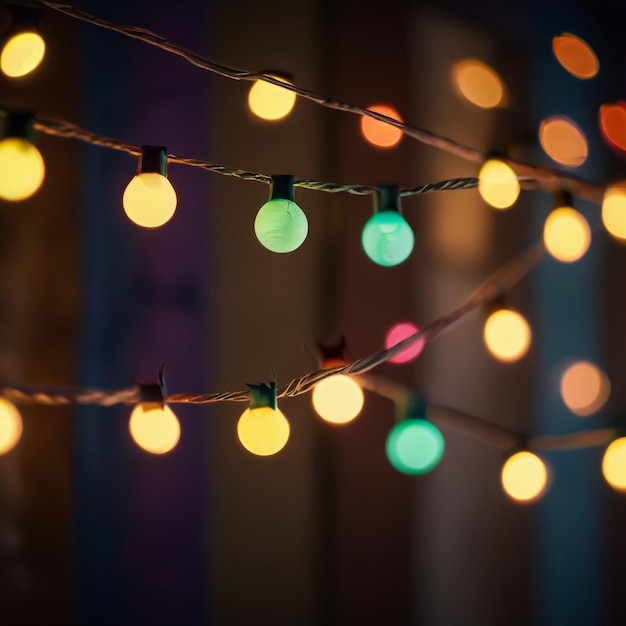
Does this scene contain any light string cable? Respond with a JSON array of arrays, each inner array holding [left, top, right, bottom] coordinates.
[[39, 0, 605, 204]]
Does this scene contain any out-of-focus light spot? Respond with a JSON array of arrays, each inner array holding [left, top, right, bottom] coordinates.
[[248, 74, 296, 121], [543, 207, 591, 262], [478, 159, 520, 209], [385, 322, 424, 364], [452, 59, 504, 109], [501, 451, 549, 503], [602, 182, 626, 242], [386, 419, 444, 475], [599, 102, 626, 156], [484, 308, 531, 363], [0, 398, 22, 455], [360, 104, 403, 148], [602, 437, 626, 492], [552, 33, 599, 79], [560, 361, 610, 416], [539, 116, 588, 167], [1, 31, 45, 78], [312, 374, 364, 425]]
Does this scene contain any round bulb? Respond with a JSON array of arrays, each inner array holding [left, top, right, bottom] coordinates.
[[501, 451, 549, 503], [360, 104, 403, 148], [122, 172, 177, 228], [484, 308, 531, 363], [552, 33, 599, 79], [602, 182, 626, 242], [248, 75, 296, 121], [452, 59, 504, 109], [129, 403, 180, 454], [362, 211, 414, 266], [599, 102, 626, 156], [560, 360, 610, 416], [543, 207, 591, 262], [539, 116, 588, 167], [602, 437, 626, 492], [385, 322, 424, 364], [312, 374, 364, 424], [254, 198, 308, 253], [0, 137, 44, 201], [237, 406, 290, 456], [478, 159, 520, 209], [386, 419, 444, 475], [1, 31, 45, 78], [0, 398, 22, 455]]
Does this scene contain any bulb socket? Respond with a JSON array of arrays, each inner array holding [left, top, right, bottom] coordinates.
[[552, 189, 574, 210], [5, 6, 41, 38], [269, 174, 294, 202], [138, 145, 167, 176], [137, 363, 167, 405], [248, 381, 277, 411], [374, 183, 401, 214], [2, 110, 35, 142]]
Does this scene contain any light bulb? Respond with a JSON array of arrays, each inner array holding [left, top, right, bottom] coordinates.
[[599, 102, 626, 156], [0, 398, 22, 455], [312, 374, 364, 424], [560, 360, 610, 417], [360, 104, 403, 148], [552, 33, 599, 80], [602, 437, 626, 492], [386, 418, 444, 475], [483, 307, 531, 363], [385, 322, 424, 363], [602, 182, 626, 242], [123, 145, 177, 228], [248, 73, 296, 121], [501, 451, 549, 503], [539, 115, 588, 167], [543, 207, 590, 262], [1, 7, 45, 79], [129, 402, 180, 454], [255, 174, 308, 253], [0, 137, 44, 201], [478, 158, 520, 209], [452, 59, 504, 109]]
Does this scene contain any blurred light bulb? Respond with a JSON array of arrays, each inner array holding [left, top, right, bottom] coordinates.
[[0, 398, 22, 455], [452, 59, 504, 109], [248, 73, 296, 121], [552, 33, 599, 79], [0, 137, 44, 201], [599, 102, 626, 156], [360, 104, 403, 148], [501, 451, 549, 503], [484, 308, 531, 363], [255, 174, 308, 253], [602, 437, 626, 492], [237, 406, 290, 456], [539, 115, 588, 167], [385, 322, 424, 364], [560, 360, 610, 416], [478, 159, 520, 209], [543, 207, 590, 262], [386, 418, 444, 475], [602, 182, 626, 242], [129, 403, 180, 454], [312, 374, 364, 424], [1, 18, 45, 78]]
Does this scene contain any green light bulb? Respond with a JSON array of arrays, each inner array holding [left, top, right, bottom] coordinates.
[[362, 210, 414, 266], [386, 418, 444, 475]]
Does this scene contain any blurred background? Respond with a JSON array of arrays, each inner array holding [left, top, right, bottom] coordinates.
[[0, 0, 625, 624]]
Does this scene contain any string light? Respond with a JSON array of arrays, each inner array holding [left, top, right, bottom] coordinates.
[[543, 191, 591, 263], [539, 115, 588, 167], [0, 8, 46, 78], [599, 102, 626, 156], [312, 375, 364, 425], [385, 322, 424, 364], [552, 33, 599, 80], [129, 403, 181, 454], [602, 437, 626, 491], [360, 104, 403, 148], [477, 158, 520, 209], [501, 450, 550, 503], [248, 72, 296, 120], [483, 306, 532, 363], [560, 360, 610, 417], [602, 181, 626, 242], [0, 398, 22, 455], [452, 59, 505, 109]]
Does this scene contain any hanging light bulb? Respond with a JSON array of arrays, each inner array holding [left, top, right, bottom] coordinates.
[[0, 397, 22, 455], [312, 375, 364, 425], [123, 145, 177, 228], [0, 8, 45, 78], [478, 158, 520, 209], [237, 382, 290, 456], [362, 184, 414, 266], [501, 450, 549, 503], [248, 72, 296, 121], [543, 191, 591, 262], [602, 181, 626, 242], [254, 174, 308, 253], [0, 110, 45, 201], [602, 437, 626, 492], [483, 304, 531, 363]]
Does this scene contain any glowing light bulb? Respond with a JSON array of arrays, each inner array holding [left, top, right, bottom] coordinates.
[[1, 8, 45, 79], [129, 403, 181, 454], [483, 307, 531, 363], [602, 182, 626, 242], [312, 374, 364, 424], [560, 360, 610, 416], [543, 206, 590, 263], [552, 33, 599, 79], [501, 451, 549, 503], [602, 437, 626, 492], [478, 159, 520, 209], [237, 382, 290, 456], [599, 102, 626, 156], [386, 418, 444, 475], [0, 398, 22, 455], [255, 174, 308, 253], [123, 145, 177, 228], [452, 59, 504, 109], [385, 322, 424, 364], [360, 104, 403, 148], [248, 73, 296, 121], [539, 116, 588, 167]]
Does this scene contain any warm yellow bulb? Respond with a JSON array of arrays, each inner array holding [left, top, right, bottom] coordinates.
[[602, 182, 626, 242], [1, 31, 45, 78], [560, 361, 610, 417], [129, 403, 181, 454], [501, 451, 549, 503], [312, 374, 364, 424], [0, 398, 22, 455], [543, 207, 591, 262], [248, 75, 296, 121], [484, 308, 531, 362], [237, 406, 290, 456], [602, 437, 626, 492], [122, 172, 177, 228], [478, 159, 520, 209], [452, 59, 504, 109], [0, 137, 45, 201]]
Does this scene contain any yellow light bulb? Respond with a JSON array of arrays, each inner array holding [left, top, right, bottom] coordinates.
[[1, 31, 45, 78], [602, 437, 626, 492], [452, 59, 505, 109], [478, 159, 520, 209], [602, 182, 626, 242], [560, 361, 610, 417], [543, 207, 591, 262], [248, 75, 296, 121], [129, 403, 180, 454], [484, 308, 531, 362], [237, 406, 290, 456], [122, 172, 177, 228], [501, 451, 549, 503], [0, 398, 22, 455], [312, 374, 364, 424], [0, 137, 45, 201]]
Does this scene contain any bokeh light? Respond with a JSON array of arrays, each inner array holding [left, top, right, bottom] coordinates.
[[312, 374, 364, 424], [602, 437, 626, 492], [248, 74, 296, 121], [237, 406, 290, 456], [560, 361, 610, 416], [552, 33, 599, 79], [386, 418, 444, 475], [129, 403, 181, 454], [483, 308, 531, 363], [0, 137, 45, 201], [0, 31, 45, 78], [539, 116, 588, 167], [599, 102, 626, 156], [543, 207, 591, 262], [478, 159, 520, 209], [501, 451, 549, 503], [122, 172, 177, 228], [385, 322, 424, 364], [452, 59, 504, 108], [360, 104, 403, 148], [602, 182, 626, 242], [0, 398, 22, 455]]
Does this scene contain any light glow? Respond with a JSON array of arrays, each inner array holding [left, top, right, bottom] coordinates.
[[0, 398, 22, 455], [602, 437, 626, 492], [360, 104, 403, 148], [560, 361, 610, 416], [552, 33, 599, 79], [237, 406, 290, 456], [599, 102, 626, 156], [248, 75, 296, 121], [361, 210, 414, 266], [254, 198, 308, 253], [129, 403, 181, 454], [0, 137, 45, 201], [483, 308, 531, 363], [385, 322, 424, 364], [539, 116, 588, 167], [452, 59, 504, 109], [123, 172, 177, 228], [312, 374, 364, 424], [1, 31, 45, 78], [501, 451, 549, 503], [602, 182, 626, 242], [543, 207, 590, 262], [386, 419, 444, 475], [478, 159, 520, 209]]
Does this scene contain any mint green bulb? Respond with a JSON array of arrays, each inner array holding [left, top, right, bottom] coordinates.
[[386, 419, 444, 475], [254, 198, 308, 253], [362, 210, 414, 266]]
